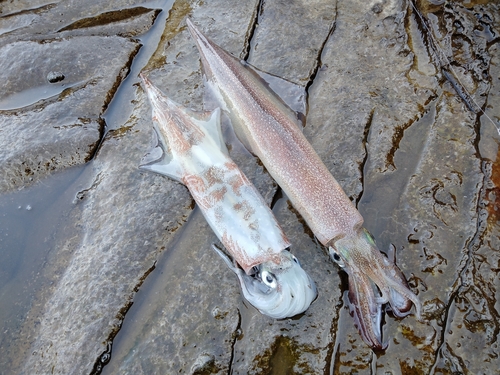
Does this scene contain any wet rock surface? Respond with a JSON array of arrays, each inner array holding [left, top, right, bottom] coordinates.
[[19, 96, 197, 374], [0, 0, 499, 374], [246, 0, 336, 86], [0, 36, 140, 192], [0, 0, 162, 192], [0, 0, 160, 43]]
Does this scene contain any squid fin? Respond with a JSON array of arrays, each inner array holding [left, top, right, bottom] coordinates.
[[202, 79, 256, 154], [191, 107, 229, 156], [241, 61, 306, 125], [139, 126, 183, 182]]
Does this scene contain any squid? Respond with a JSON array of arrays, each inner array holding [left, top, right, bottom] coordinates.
[[186, 18, 421, 349], [139, 74, 317, 319]]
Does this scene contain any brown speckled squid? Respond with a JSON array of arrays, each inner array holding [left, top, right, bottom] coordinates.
[[140, 74, 317, 319], [186, 18, 421, 349]]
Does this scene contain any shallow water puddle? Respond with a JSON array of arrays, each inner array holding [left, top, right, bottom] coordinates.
[[0, 81, 80, 111], [0, 164, 89, 363]]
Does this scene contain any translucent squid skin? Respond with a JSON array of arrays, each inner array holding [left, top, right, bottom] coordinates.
[[186, 19, 421, 348], [140, 74, 317, 319]]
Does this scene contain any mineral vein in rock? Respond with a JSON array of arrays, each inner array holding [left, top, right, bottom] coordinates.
[[140, 74, 316, 319], [186, 18, 421, 348]]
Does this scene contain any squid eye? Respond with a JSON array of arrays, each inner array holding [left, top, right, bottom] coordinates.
[[261, 270, 277, 288], [328, 246, 345, 268], [291, 255, 300, 265]]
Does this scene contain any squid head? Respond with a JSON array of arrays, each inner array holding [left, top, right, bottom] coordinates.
[[329, 228, 421, 349], [213, 245, 317, 319]]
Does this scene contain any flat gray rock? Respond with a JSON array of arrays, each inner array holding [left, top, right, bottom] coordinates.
[[101, 208, 241, 375], [20, 97, 195, 374], [0, 1, 160, 43], [247, 0, 336, 85], [0, 36, 140, 193]]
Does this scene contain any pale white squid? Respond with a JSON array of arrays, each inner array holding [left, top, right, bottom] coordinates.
[[186, 18, 422, 349], [140, 74, 317, 319]]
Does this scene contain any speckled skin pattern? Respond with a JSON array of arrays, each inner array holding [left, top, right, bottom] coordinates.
[[187, 18, 421, 348], [186, 19, 363, 246], [140, 74, 317, 318]]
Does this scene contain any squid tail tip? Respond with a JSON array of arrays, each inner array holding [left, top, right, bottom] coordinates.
[[376, 340, 389, 351]]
